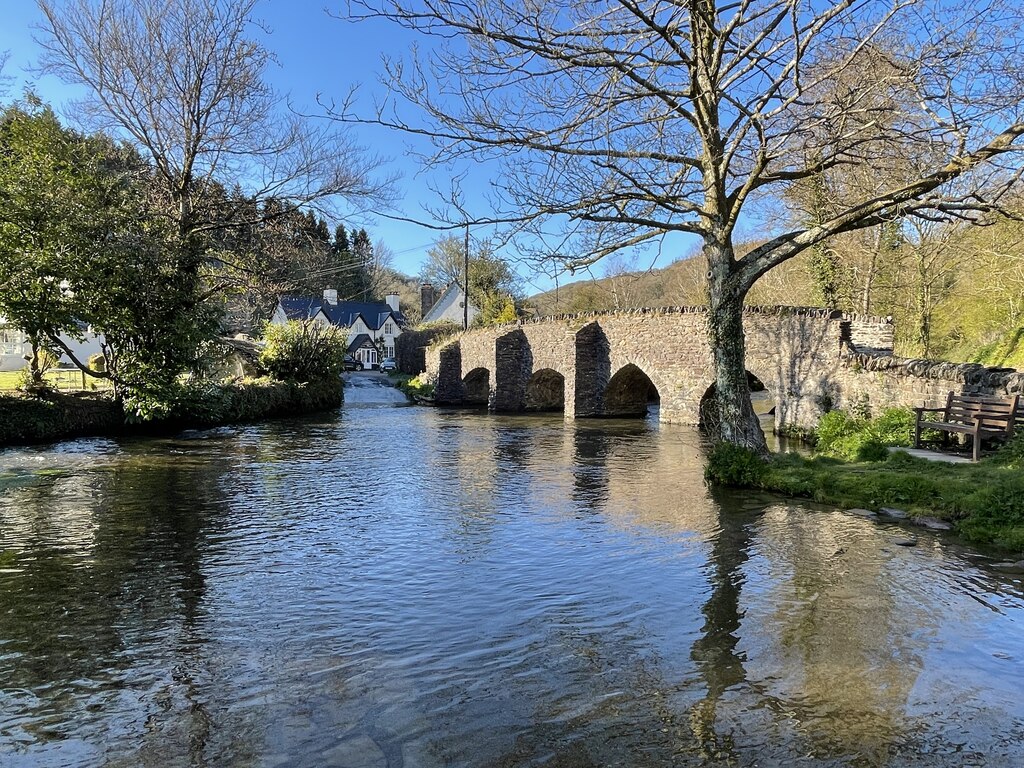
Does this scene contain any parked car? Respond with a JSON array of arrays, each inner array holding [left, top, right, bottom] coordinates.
[[380, 357, 398, 373], [343, 355, 361, 371]]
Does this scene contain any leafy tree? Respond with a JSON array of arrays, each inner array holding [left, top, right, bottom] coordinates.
[[0, 99, 217, 413], [349, 0, 1024, 453], [334, 225, 350, 255], [0, 99, 93, 386], [421, 234, 522, 325], [477, 293, 518, 325], [421, 234, 520, 308]]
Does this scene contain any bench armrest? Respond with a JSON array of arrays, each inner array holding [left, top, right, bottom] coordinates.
[[914, 406, 945, 414]]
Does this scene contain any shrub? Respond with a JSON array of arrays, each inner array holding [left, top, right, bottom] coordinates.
[[392, 373, 435, 400], [260, 321, 347, 383], [814, 407, 915, 461], [705, 442, 768, 486], [993, 432, 1024, 469]]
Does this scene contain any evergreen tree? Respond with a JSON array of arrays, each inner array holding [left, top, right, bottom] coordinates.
[[352, 228, 374, 301]]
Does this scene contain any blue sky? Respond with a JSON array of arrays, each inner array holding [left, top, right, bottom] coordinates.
[[0, 0, 518, 282], [0, 1, 707, 295]]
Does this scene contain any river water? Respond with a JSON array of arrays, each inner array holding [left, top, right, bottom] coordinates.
[[1, 375, 1023, 767]]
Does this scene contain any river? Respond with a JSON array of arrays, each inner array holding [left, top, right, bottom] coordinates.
[[1, 374, 1023, 767]]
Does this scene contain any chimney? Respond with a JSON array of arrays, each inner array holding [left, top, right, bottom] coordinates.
[[421, 283, 436, 318], [385, 292, 400, 313], [323, 288, 338, 306]]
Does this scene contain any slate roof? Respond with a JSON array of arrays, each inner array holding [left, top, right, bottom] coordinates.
[[278, 296, 323, 321], [422, 282, 478, 325], [346, 333, 376, 354], [277, 296, 406, 330]]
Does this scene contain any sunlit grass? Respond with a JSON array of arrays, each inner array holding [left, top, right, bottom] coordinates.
[[0, 367, 112, 392], [707, 436, 1024, 554]]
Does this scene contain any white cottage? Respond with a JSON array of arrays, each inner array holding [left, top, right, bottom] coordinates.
[[272, 289, 406, 370], [0, 317, 104, 372], [420, 282, 479, 327]]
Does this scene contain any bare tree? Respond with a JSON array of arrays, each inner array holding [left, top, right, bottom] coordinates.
[[36, 0, 391, 263], [0, 51, 11, 97], [341, 0, 1024, 452]]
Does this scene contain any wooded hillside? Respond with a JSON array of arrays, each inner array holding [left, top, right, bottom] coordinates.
[[530, 218, 1024, 369]]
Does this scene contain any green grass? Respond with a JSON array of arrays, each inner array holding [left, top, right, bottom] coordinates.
[[706, 436, 1024, 554], [0, 371, 22, 389], [388, 372, 435, 400], [0, 367, 112, 392]]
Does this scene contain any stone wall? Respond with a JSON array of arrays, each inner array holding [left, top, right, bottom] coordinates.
[[395, 324, 461, 375], [835, 352, 1024, 415], [424, 306, 1021, 430]]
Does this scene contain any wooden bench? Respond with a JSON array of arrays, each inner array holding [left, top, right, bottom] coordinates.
[[914, 392, 1022, 461]]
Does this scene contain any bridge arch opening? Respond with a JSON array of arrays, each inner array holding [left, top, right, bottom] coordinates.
[[524, 368, 565, 412], [463, 367, 491, 406], [603, 364, 660, 418], [699, 371, 776, 437]]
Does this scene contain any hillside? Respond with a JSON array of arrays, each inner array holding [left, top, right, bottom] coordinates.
[[529, 253, 816, 316]]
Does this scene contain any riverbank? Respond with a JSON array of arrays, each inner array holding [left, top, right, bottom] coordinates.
[[706, 439, 1024, 554], [388, 372, 435, 401], [0, 376, 344, 447]]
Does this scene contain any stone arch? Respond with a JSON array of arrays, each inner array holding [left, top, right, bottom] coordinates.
[[525, 368, 566, 411], [698, 370, 777, 436], [603, 363, 660, 418], [463, 367, 491, 406]]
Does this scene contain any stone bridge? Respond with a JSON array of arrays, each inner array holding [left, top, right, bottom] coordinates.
[[423, 306, 1024, 434]]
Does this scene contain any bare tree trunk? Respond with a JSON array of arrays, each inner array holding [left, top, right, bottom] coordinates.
[[860, 228, 881, 314], [706, 241, 768, 455], [916, 252, 931, 356], [27, 336, 44, 387]]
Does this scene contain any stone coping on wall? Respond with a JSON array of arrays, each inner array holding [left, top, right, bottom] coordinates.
[[843, 349, 1024, 391], [522, 305, 850, 325], [426, 305, 895, 351]]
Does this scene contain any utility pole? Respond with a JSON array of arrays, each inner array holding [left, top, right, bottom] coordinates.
[[463, 223, 470, 330]]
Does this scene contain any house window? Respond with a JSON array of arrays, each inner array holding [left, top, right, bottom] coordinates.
[[385, 322, 394, 335], [0, 328, 25, 355], [385, 346, 394, 358]]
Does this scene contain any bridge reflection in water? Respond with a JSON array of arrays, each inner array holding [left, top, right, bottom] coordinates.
[[0, 402, 1022, 766]]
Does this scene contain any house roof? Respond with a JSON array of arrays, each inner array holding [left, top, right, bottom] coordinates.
[[278, 295, 406, 330], [346, 333, 376, 353], [278, 296, 323, 321], [422, 282, 478, 325]]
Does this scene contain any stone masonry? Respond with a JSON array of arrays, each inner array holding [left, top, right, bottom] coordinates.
[[423, 306, 1024, 432]]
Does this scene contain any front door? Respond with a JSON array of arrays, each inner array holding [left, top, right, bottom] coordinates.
[[363, 348, 377, 370]]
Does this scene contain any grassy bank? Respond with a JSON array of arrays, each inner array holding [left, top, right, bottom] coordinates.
[[0, 376, 344, 447], [706, 437, 1024, 554], [389, 372, 435, 401]]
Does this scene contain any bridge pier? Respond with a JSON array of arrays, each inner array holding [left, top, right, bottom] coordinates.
[[492, 329, 531, 411], [434, 342, 465, 405], [573, 322, 611, 418]]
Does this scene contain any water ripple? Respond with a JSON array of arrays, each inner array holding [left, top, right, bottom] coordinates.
[[1, 404, 1023, 766]]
